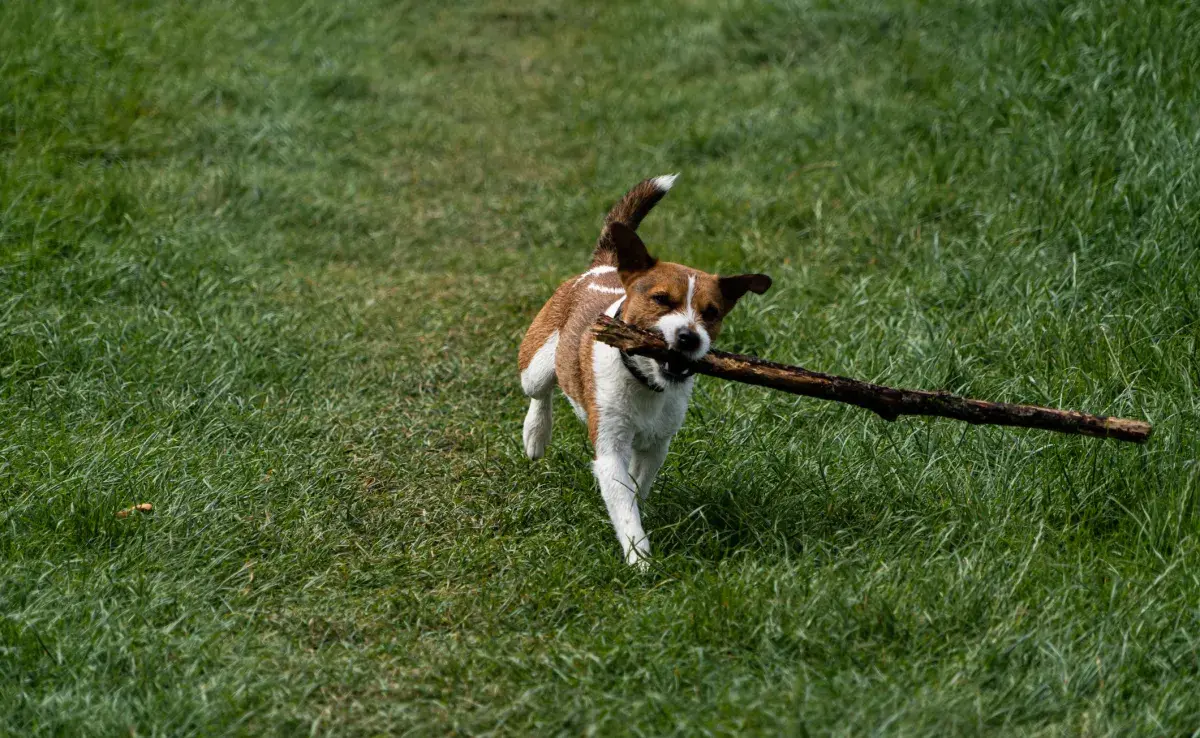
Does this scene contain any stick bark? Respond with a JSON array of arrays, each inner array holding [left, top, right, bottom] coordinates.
[[592, 315, 1152, 443]]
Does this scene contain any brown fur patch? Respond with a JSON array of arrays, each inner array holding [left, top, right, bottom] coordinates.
[[517, 285, 568, 372], [518, 270, 624, 443]]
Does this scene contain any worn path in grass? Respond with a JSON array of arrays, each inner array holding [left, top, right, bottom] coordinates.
[[2, 0, 1199, 734]]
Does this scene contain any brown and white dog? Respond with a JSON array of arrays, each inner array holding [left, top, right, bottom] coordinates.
[[517, 176, 772, 567]]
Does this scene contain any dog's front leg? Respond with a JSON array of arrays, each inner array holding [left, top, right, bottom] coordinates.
[[630, 439, 670, 502], [593, 448, 650, 568]]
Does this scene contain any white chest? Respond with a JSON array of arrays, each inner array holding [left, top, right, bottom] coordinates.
[[592, 342, 692, 449]]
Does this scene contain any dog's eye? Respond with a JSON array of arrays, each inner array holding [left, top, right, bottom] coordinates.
[[701, 306, 720, 322], [651, 293, 674, 308]]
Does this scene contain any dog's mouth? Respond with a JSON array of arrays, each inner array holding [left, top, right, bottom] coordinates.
[[657, 358, 694, 382]]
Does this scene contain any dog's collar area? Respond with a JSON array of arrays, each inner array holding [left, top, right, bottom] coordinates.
[[612, 303, 696, 391], [614, 303, 664, 392]]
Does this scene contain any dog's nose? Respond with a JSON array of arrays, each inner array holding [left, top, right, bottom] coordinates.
[[676, 328, 701, 353]]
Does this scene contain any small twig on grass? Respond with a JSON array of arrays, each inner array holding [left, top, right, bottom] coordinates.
[[592, 315, 1152, 443]]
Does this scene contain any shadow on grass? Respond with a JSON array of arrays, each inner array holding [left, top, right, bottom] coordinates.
[[645, 472, 906, 564]]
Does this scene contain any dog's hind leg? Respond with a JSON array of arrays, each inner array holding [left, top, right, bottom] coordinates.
[[519, 331, 559, 459]]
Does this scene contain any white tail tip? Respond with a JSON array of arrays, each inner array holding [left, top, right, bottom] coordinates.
[[650, 173, 679, 192]]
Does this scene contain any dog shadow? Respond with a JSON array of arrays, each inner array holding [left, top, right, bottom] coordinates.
[[642, 472, 943, 565]]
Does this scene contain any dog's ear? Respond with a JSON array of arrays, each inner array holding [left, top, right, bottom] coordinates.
[[719, 273, 772, 308], [604, 222, 657, 283]]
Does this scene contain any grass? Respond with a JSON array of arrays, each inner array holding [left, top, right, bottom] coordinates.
[[2, 0, 1199, 734]]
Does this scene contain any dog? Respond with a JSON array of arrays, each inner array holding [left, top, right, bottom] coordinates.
[[517, 176, 772, 567]]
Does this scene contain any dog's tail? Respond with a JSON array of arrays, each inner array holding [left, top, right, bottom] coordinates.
[[590, 174, 678, 267]]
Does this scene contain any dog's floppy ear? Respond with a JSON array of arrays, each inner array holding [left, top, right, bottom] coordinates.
[[719, 273, 772, 307], [605, 222, 657, 282]]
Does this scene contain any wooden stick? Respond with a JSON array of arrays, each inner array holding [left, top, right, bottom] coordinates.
[[593, 315, 1152, 443]]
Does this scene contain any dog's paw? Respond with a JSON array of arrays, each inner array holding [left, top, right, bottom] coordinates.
[[523, 399, 551, 459], [626, 546, 651, 571], [523, 432, 547, 460]]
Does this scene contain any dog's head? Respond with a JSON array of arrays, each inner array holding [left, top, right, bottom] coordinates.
[[605, 221, 771, 384]]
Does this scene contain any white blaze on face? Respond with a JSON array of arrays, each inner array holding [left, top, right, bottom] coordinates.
[[654, 275, 711, 360]]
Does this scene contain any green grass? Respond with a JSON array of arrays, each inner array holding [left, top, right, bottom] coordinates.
[[2, 0, 1199, 734]]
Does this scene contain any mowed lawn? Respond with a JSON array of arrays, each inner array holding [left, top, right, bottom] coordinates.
[[3, 0, 1200, 734]]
